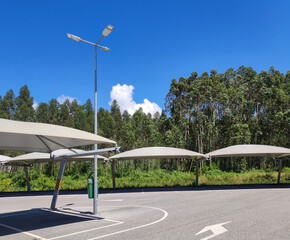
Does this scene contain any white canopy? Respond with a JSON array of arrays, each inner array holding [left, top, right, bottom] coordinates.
[[0, 118, 115, 152], [1, 149, 107, 166], [0, 155, 12, 161], [207, 144, 290, 159], [109, 147, 206, 160]]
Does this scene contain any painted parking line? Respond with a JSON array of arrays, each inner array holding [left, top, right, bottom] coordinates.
[[0, 223, 46, 240], [101, 199, 123, 202], [104, 190, 113, 196], [47, 205, 168, 240], [0, 205, 168, 240], [43, 208, 123, 224], [0, 209, 45, 219], [50, 221, 124, 240], [87, 205, 168, 240], [171, 189, 178, 193], [0, 208, 124, 240]]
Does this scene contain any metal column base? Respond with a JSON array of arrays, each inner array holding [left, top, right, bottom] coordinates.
[[112, 160, 116, 190], [50, 158, 66, 210], [277, 159, 282, 184], [24, 166, 31, 192], [196, 160, 199, 187]]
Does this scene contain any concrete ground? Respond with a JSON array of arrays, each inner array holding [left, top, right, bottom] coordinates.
[[0, 185, 290, 240]]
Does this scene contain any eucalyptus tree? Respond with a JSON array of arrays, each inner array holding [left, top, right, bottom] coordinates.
[[110, 99, 123, 141], [47, 99, 60, 124], [74, 105, 86, 131], [15, 85, 34, 121], [122, 110, 131, 124], [0, 89, 16, 119], [84, 99, 94, 133], [97, 107, 114, 139], [36, 102, 49, 123], [59, 99, 74, 127]]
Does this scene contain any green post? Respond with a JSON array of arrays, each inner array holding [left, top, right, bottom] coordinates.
[[88, 178, 94, 199]]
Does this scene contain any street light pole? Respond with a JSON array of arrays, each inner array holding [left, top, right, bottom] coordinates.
[[94, 44, 98, 215], [67, 25, 114, 215]]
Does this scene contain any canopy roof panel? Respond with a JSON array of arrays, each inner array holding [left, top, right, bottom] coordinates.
[[207, 144, 290, 158], [109, 147, 206, 160], [0, 155, 12, 161], [1, 149, 106, 166], [0, 118, 115, 153]]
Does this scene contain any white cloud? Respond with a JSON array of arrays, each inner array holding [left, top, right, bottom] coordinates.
[[109, 84, 162, 115], [33, 101, 39, 110], [57, 95, 79, 104]]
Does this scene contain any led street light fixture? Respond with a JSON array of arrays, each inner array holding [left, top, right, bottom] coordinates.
[[67, 33, 81, 42], [102, 25, 114, 37], [98, 45, 111, 51]]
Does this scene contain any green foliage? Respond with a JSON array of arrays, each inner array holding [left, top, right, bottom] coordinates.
[[2, 168, 289, 192], [11, 171, 26, 188], [0, 66, 289, 191]]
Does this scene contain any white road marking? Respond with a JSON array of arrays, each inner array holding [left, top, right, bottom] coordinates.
[[43, 208, 123, 223], [50, 221, 124, 240], [0, 209, 43, 219], [0, 223, 47, 240], [104, 190, 113, 196], [43, 208, 101, 221], [99, 190, 183, 197], [0, 196, 47, 200], [87, 205, 168, 240], [195, 221, 231, 240], [103, 218, 124, 223], [102, 199, 123, 202], [201, 188, 290, 193]]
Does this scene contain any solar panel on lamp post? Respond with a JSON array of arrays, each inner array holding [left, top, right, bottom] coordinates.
[[67, 24, 114, 215]]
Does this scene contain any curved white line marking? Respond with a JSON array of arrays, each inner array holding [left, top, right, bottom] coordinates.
[[87, 205, 168, 240], [102, 199, 123, 202], [50, 222, 123, 240], [0, 223, 47, 240]]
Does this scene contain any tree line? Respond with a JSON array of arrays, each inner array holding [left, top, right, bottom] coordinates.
[[0, 65, 289, 175]]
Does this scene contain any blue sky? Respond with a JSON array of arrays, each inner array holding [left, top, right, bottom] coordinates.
[[0, 0, 289, 114]]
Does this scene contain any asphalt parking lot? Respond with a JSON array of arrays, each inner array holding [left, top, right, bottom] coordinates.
[[0, 185, 290, 240]]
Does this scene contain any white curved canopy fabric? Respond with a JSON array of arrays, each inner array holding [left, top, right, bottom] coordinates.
[[207, 144, 290, 158], [1, 149, 106, 166], [0, 118, 115, 152], [109, 147, 206, 160], [0, 155, 12, 161]]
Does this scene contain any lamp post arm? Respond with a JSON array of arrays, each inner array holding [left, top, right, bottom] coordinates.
[[79, 39, 96, 46], [96, 35, 104, 45]]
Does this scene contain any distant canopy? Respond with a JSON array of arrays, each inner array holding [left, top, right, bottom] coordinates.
[[0, 155, 12, 161], [109, 147, 206, 160], [207, 145, 290, 159], [1, 149, 107, 166]]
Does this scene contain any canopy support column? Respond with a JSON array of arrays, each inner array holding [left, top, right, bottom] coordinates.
[[112, 160, 116, 190], [51, 158, 66, 210], [277, 158, 282, 185], [24, 166, 31, 192], [196, 160, 199, 187], [189, 158, 194, 173]]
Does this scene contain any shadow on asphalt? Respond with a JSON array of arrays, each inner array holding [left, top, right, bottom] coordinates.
[[0, 208, 103, 238], [1, 183, 289, 197]]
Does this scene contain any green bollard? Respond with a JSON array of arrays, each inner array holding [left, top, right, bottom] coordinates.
[[88, 178, 94, 199]]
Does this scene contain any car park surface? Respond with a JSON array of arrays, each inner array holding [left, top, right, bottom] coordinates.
[[0, 185, 290, 240]]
